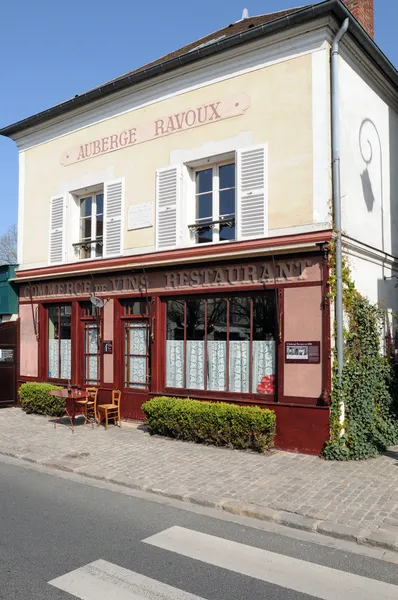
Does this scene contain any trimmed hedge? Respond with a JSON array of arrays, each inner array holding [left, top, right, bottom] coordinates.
[[142, 396, 276, 452], [19, 382, 64, 417]]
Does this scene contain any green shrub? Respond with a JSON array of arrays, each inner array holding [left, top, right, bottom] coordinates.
[[142, 396, 276, 452], [19, 382, 64, 417]]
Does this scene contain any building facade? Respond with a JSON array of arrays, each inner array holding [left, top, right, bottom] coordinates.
[[1, 0, 398, 453]]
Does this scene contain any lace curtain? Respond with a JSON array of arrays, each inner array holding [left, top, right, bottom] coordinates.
[[166, 340, 184, 388], [252, 340, 276, 394], [166, 339, 276, 394], [48, 339, 71, 379], [126, 322, 147, 389], [186, 341, 205, 389], [229, 341, 250, 392], [86, 325, 99, 384], [207, 341, 226, 391]]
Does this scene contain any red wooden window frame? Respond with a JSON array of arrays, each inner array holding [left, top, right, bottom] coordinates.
[[45, 303, 72, 383], [120, 299, 151, 391], [79, 301, 101, 386], [163, 291, 278, 399]]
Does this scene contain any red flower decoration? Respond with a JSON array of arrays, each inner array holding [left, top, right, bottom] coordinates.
[[257, 374, 275, 394]]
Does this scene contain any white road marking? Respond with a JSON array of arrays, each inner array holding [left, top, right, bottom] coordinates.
[[144, 526, 398, 600], [48, 559, 208, 600]]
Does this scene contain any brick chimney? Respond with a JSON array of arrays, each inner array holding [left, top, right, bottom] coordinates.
[[342, 1, 374, 39]]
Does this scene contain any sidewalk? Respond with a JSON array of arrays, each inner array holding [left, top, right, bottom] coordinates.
[[1, 407, 397, 551]]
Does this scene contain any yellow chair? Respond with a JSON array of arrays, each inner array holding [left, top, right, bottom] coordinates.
[[97, 390, 121, 430], [84, 387, 99, 424]]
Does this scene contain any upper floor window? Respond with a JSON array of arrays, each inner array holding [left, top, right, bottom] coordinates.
[[49, 179, 124, 266], [155, 146, 266, 252], [192, 162, 236, 244], [79, 192, 104, 259]]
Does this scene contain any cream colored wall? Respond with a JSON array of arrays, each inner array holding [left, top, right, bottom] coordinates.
[[22, 53, 313, 265]]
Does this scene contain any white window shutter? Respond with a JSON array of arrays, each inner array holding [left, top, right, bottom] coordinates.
[[156, 165, 181, 250], [236, 145, 267, 240], [104, 179, 124, 257], [49, 195, 65, 264]]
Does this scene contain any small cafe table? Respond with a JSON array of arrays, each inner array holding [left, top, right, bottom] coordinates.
[[48, 389, 91, 433]]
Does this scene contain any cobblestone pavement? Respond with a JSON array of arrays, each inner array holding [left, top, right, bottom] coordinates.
[[1, 407, 398, 550]]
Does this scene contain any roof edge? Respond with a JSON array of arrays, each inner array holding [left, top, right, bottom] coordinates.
[[1, 0, 397, 138]]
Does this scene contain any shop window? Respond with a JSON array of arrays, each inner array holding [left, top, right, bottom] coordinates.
[[48, 305, 71, 379], [122, 298, 151, 389], [189, 162, 236, 244], [165, 294, 276, 394], [81, 302, 100, 385], [125, 321, 149, 389], [84, 324, 100, 385], [74, 191, 104, 259]]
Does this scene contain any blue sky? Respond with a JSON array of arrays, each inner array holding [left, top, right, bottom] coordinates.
[[0, 0, 397, 238]]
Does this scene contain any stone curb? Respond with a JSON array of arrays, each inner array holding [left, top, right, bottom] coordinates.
[[2, 450, 398, 553]]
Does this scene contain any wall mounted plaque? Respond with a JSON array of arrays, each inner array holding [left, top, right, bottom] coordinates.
[[103, 341, 113, 354], [128, 202, 153, 230], [285, 341, 320, 364]]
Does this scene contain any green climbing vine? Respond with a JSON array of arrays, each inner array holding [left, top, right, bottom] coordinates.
[[323, 236, 398, 460]]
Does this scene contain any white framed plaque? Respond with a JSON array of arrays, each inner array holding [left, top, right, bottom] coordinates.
[[128, 202, 153, 231]]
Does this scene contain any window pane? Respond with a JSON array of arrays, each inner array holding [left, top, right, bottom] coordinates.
[[219, 163, 235, 190], [95, 243, 103, 258], [0, 349, 14, 363], [123, 300, 149, 315], [207, 298, 227, 391], [186, 299, 205, 389], [96, 193, 104, 216], [198, 227, 213, 244], [196, 191, 213, 244], [48, 306, 59, 378], [85, 324, 99, 385], [166, 300, 185, 387], [126, 357, 147, 389], [82, 302, 97, 317], [197, 193, 213, 221], [196, 168, 212, 193], [220, 224, 235, 242], [80, 217, 92, 240], [220, 188, 235, 217], [96, 215, 103, 238], [60, 306, 71, 379], [48, 305, 71, 380], [229, 297, 250, 393], [252, 295, 276, 395], [125, 322, 147, 389], [80, 196, 92, 218]]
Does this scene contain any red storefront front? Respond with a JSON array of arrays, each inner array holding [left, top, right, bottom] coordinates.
[[17, 233, 331, 454]]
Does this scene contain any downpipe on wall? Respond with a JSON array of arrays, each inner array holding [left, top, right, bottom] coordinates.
[[331, 18, 349, 432]]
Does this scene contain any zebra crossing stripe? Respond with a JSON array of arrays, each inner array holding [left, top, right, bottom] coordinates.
[[144, 526, 398, 600], [48, 559, 207, 600]]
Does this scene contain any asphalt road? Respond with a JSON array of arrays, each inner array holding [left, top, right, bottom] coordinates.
[[0, 457, 397, 600]]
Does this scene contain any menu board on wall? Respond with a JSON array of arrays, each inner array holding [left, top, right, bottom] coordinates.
[[285, 341, 320, 364]]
